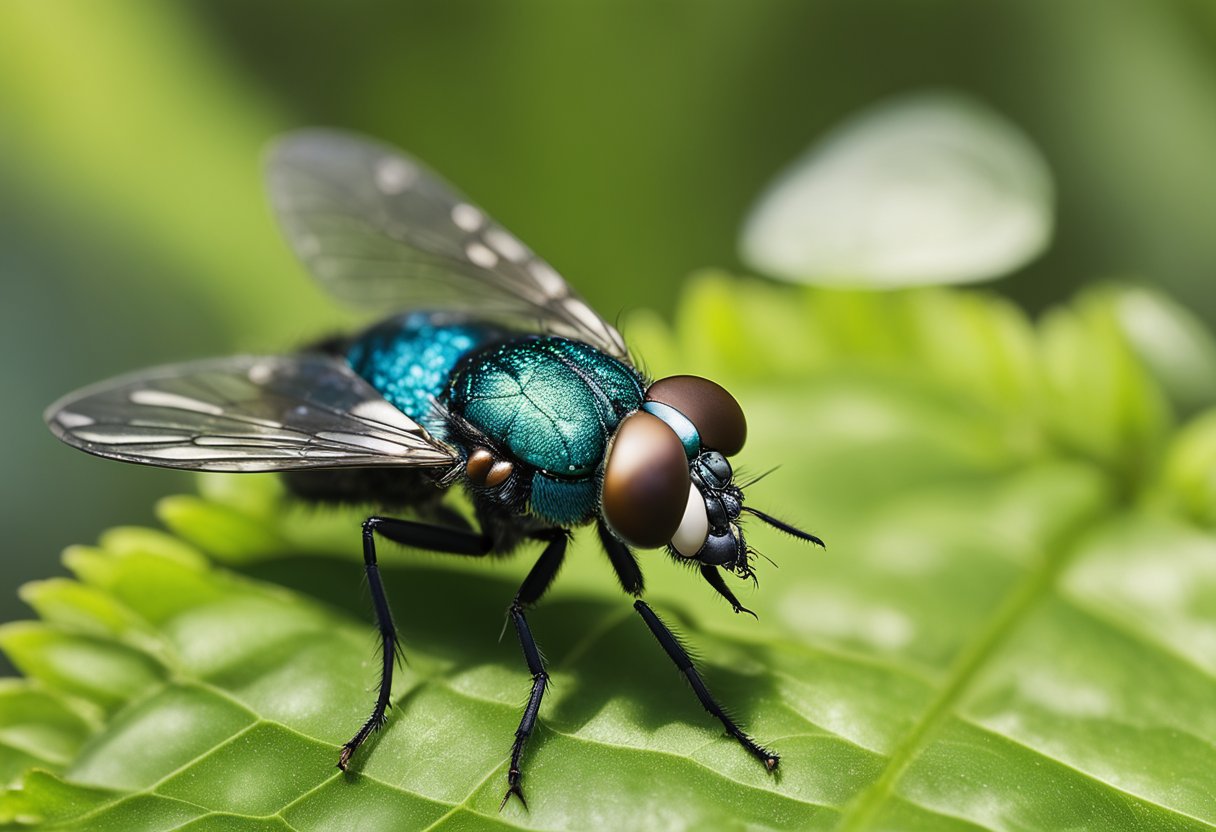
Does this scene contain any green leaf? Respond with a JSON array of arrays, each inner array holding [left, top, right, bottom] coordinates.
[[1110, 284, 1216, 415], [0, 684, 95, 783], [740, 92, 1055, 288], [5, 278, 1216, 830]]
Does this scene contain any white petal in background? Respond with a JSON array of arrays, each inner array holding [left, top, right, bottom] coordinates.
[[740, 91, 1055, 288]]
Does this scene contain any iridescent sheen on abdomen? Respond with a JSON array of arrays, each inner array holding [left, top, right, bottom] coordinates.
[[346, 312, 506, 434]]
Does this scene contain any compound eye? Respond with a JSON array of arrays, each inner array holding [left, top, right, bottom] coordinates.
[[645, 375, 746, 456], [671, 483, 709, 558], [602, 411, 691, 549]]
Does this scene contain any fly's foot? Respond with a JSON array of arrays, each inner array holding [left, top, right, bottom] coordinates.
[[337, 743, 356, 771], [499, 768, 528, 811]]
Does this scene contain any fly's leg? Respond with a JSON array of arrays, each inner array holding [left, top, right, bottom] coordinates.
[[339, 516, 491, 771], [700, 564, 756, 618], [596, 520, 643, 595], [633, 600, 778, 771], [501, 529, 568, 810]]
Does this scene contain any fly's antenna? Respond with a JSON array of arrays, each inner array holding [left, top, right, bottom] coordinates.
[[737, 465, 781, 490], [743, 507, 825, 548], [749, 545, 779, 569]]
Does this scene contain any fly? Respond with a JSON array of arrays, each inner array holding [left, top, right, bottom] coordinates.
[[43, 130, 824, 808]]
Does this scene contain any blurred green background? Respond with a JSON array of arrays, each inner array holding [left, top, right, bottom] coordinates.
[[4, 0, 1216, 641]]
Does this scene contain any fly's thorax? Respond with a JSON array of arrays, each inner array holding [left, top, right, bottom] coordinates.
[[448, 336, 643, 475], [448, 336, 644, 527], [601, 375, 750, 566]]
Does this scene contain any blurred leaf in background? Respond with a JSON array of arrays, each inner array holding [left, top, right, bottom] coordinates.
[[740, 92, 1054, 287]]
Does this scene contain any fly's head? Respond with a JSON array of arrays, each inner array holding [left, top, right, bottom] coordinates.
[[680, 450, 749, 575], [600, 375, 822, 582]]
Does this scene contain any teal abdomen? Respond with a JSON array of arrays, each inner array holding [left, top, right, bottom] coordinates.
[[450, 337, 644, 478], [346, 313, 505, 433]]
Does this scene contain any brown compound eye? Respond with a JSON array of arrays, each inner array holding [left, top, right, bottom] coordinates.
[[601, 411, 691, 549], [645, 375, 746, 456]]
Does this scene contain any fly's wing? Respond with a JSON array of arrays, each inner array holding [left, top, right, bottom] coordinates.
[[44, 355, 459, 473], [266, 129, 633, 366]]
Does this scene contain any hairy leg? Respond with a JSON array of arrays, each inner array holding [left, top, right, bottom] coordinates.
[[501, 530, 568, 809], [339, 516, 492, 770], [633, 600, 778, 770]]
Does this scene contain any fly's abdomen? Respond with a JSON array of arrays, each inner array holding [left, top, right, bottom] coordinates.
[[450, 336, 645, 524], [346, 313, 506, 432]]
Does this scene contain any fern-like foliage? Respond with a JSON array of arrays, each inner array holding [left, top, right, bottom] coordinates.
[[4, 277, 1216, 831]]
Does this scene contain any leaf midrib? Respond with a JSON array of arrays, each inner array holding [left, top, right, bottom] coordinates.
[[835, 501, 1107, 831]]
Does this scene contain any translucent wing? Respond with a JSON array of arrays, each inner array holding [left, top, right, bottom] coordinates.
[[266, 129, 632, 366], [45, 355, 459, 473]]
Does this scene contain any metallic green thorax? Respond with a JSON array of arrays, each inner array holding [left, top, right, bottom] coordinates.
[[450, 336, 644, 476], [450, 336, 643, 525]]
